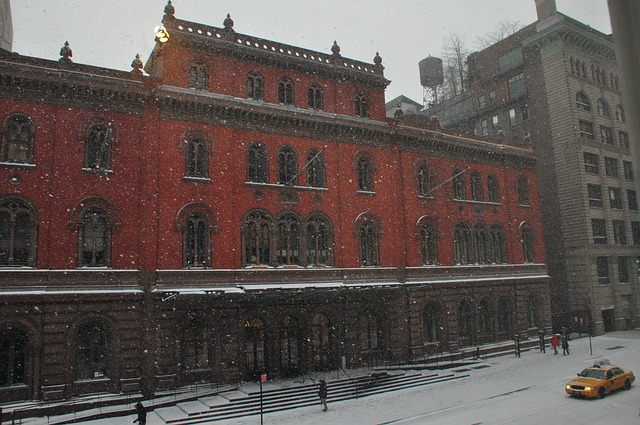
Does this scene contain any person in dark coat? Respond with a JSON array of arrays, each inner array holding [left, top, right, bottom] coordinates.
[[561, 336, 570, 355], [318, 379, 328, 412], [551, 334, 560, 355], [133, 401, 147, 425]]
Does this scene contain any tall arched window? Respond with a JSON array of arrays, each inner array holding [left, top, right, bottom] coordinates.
[[520, 221, 536, 263], [472, 222, 489, 264], [85, 122, 112, 170], [244, 318, 267, 378], [247, 142, 268, 183], [418, 217, 438, 265], [306, 213, 333, 266], [78, 206, 112, 268], [280, 316, 300, 376], [307, 83, 323, 110], [360, 313, 379, 351], [489, 223, 507, 264], [246, 72, 264, 100], [1, 113, 35, 164], [276, 213, 300, 266], [306, 149, 326, 188], [597, 98, 610, 117], [0, 325, 29, 387], [278, 78, 294, 105], [575, 91, 590, 111], [452, 169, 466, 199], [75, 321, 109, 380], [183, 211, 211, 268], [357, 155, 374, 192], [458, 300, 473, 340], [243, 210, 271, 266], [526, 294, 539, 328], [470, 171, 484, 201], [453, 221, 471, 265], [423, 303, 442, 344], [616, 104, 625, 122], [354, 93, 368, 117], [278, 146, 298, 185], [0, 196, 38, 267], [478, 298, 492, 336], [517, 175, 530, 206], [188, 61, 208, 90], [310, 314, 331, 371], [417, 162, 431, 197], [358, 218, 380, 267], [182, 320, 209, 370], [185, 135, 208, 178], [487, 173, 500, 203]]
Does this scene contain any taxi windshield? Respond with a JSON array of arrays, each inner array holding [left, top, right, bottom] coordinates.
[[579, 369, 606, 379]]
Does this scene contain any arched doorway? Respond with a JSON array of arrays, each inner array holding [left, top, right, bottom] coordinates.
[[310, 314, 331, 371], [244, 318, 267, 380], [279, 316, 300, 376]]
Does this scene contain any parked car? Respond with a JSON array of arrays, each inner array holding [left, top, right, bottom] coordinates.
[[565, 360, 635, 399]]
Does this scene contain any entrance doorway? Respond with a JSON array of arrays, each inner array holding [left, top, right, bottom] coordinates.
[[602, 309, 615, 332]]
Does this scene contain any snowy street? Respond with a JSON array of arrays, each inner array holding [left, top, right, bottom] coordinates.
[[77, 330, 640, 425]]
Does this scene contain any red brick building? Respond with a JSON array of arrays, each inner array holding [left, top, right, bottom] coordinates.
[[0, 3, 550, 403]]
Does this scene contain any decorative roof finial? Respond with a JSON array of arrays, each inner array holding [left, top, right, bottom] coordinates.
[[164, 0, 175, 17], [373, 52, 382, 66], [331, 41, 341, 57], [223, 14, 235, 32], [59, 41, 73, 63], [131, 53, 144, 75]]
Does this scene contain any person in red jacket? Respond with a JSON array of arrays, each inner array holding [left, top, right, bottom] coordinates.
[[551, 334, 560, 355]]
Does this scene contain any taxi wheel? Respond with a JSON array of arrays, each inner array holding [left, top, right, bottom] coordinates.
[[597, 387, 606, 399], [623, 379, 631, 390]]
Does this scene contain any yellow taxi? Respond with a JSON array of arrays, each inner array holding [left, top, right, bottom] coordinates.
[[565, 360, 635, 399]]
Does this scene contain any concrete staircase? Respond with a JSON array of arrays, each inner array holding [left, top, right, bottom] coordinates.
[[155, 371, 468, 424]]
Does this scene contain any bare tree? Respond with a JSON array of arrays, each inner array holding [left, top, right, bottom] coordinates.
[[476, 21, 524, 49], [440, 33, 470, 100]]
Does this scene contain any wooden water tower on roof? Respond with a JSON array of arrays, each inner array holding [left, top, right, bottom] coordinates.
[[419, 55, 444, 107]]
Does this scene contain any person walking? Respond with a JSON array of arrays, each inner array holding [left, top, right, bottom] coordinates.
[[318, 379, 328, 412], [551, 334, 559, 355], [133, 401, 147, 425], [561, 336, 570, 355]]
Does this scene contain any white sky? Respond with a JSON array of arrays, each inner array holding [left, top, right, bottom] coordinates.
[[10, 0, 611, 104]]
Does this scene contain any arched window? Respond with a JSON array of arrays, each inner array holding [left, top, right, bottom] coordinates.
[[520, 221, 536, 263], [418, 217, 438, 265], [307, 83, 323, 110], [452, 169, 466, 199], [357, 155, 374, 192], [417, 162, 431, 197], [575, 59, 581, 76], [75, 321, 109, 380], [569, 57, 575, 74], [247, 142, 268, 183], [489, 223, 507, 264], [280, 316, 300, 375], [616, 104, 625, 122], [497, 298, 511, 334], [517, 175, 530, 206], [306, 213, 333, 267], [354, 93, 368, 117], [306, 149, 326, 188], [575, 91, 590, 111], [244, 318, 267, 377], [0, 196, 38, 267], [360, 313, 379, 351], [470, 171, 484, 201], [0, 325, 29, 387], [458, 300, 473, 340], [487, 173, 500, 203], [85, 122, 112, 170], [454, 221, 471, 265], [311, 314, 331, 370], [597, 98, 610, 117], [243, 210, 271, 266], [278, 78, 294, 105], [423, 303, 442, 344], [188, 61, 208, 89], [478, 298, 492, 336], [1, 113, 35, 164], [183, 211, 211, 268], [278, 146, 298, 185], [358, 217, 380, 267], [182, 320, 209, 370], [185, 135, 208, 178], [472, 222, 489, 264], [246, 72, 264, 100], [526, 294, 539, 328], [78, 206, 112, 268], [276, 213, 300, 266]]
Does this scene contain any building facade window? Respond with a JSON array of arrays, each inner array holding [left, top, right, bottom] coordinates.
[[472, 222, 489, 264], [278, 78, 294, 105], [185, 135, 208, 178], [247, 142, 268, 183], [600, 126, 614, 145], [526, 295, 539, 328], [0, 196, 38, 267], [75, 321, 109, 380], [280, 316, 300, 376], [632, 221, 640, 245], [182, 321, 209, 370], [579, 120, 594, 139], [592, 219, 607, 244], [520, 222, 535, 263], [85, 122, 112, 170], [604, 157, 619, 177], [188, 62, 208, 89], [487, 174, 500, 203], [417, 162, 431, 197], [354, 93, 368, 117], [277, 146, 298, 185], [616, 105, 625, 122], [452, 169, 466, 199], [596, 256, 609, 284], [507, 73, 525, 100], [423, 304, 442, 344], [307, 83, 323, 110], [183, 211, 211, 268], [516, 175, 530, 206], [78, 206, 111, 268], [0, 325, 29, 387], [508, 109, 517, 126], [276, 213, 301, 266], [618, 257, 629, 283], [1, 114, 35, 164], [480, 119, 489, 136], [489, 223, 507, 264], [243, 210, 271, 266], [620, 132, 630, 150], [609, 187, 622, 209], [613, 220, 627, 245], [418, 217, 438, 265], [623, 160, 634, 180], [246, 72, 264, 100], [306, 213, 333, 267], [310, 314, 331, 370], [244, 318, 267, 378], [628, 190, 638, 211], [584, 152, 599, 174], [478, 95, 486, 109], [358, 218, 380, 267], [587, 184, 603, 207], [597, 98, 610, 116], [470, 171, 484, 201], [357, 155, 374, 192], [454, 221, 471, 265], [306, 149, 326, 188], [576, 91, 591, 110]]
